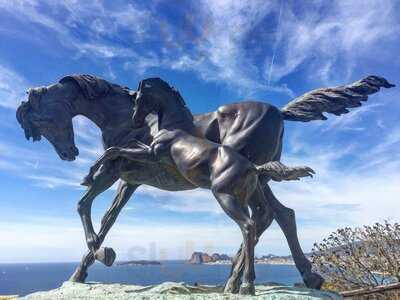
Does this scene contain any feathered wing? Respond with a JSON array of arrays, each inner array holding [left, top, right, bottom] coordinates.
[[281, 76, 395, 122]]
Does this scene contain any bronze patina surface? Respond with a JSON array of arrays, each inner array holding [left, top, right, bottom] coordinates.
[[16, 74, 394, 294]]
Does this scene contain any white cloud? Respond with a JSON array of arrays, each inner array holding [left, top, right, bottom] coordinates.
[[0, 217, 244, 262], [1, 0, 398, 96], [275, 124, 400, 231], [368, 126, 400, 156], [137, 187, 222, 215], [266, 0, 399, 84], [27, 175, 84, 189], [0, 64, 29, 109], [321, 103, 384, 132], [0, 132, 95, 190], [173, 0, 273, 90], [0, 211, 355, 263], [0, 0, 295, 96]]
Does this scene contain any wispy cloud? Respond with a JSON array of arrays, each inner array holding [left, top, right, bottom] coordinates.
[[1, 0, 398, 96], [0, 110, 105, 190], [321, 103, 384, 132], [0, 0, 294, 96], [265, 1, 399, 85], [277, 123, 400, 230], [0, 212, 355, 262], [27, 175, 83, 189], [0, 217, 243, 262], [137, 187, 222, 215], [0, 64, 29, 109]]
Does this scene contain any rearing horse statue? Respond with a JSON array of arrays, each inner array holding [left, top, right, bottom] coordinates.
[[15, 74, 394, 293]]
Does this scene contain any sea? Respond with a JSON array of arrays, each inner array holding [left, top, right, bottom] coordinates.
[[0, 261, 302, 296]]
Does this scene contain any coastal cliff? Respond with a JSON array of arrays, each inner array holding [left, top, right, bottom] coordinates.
[[19, 281, 342, 299], [188, 252, 231, 264]]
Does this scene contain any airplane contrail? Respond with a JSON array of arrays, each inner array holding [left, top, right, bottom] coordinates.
[[267, 0, 283, 86]]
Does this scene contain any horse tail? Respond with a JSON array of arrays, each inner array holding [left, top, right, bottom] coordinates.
[[256, 161, 315, 182], [280, 76, 394, 122]]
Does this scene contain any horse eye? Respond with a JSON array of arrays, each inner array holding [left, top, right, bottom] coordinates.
[[42, 117, 53, 122]]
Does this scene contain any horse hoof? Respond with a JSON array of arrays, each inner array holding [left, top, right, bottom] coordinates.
[[69, 268, 87, 283], [303, 272, 324, 290], [95, 247, 116, 267], [223, 277, 241, 294], [239, 283, 255, 295], [223, 284, 235, 294]]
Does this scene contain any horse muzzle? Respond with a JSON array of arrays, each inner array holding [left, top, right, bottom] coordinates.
[[59, 146, 79, 161]]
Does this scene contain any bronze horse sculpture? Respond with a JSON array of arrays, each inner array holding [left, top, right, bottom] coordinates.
[[16, 74, 394, 293]]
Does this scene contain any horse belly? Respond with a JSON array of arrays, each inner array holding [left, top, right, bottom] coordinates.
[[170, 142, 214, 188], [120, 161, 195, 191], [211, 147, 258, 201]]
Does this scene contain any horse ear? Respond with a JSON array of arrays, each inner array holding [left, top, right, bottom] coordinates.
[[137, 80, 143, 91], [129, 90, 137, 98]]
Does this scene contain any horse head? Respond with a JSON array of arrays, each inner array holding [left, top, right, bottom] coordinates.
[[16, 82, 79, 161], [132, 78, 192, 128]]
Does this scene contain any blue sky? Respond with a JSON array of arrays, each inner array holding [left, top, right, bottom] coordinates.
[[0, 0, 399, 263]]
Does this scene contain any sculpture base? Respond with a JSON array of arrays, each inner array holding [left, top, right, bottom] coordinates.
[[20, 281, 342, 299]]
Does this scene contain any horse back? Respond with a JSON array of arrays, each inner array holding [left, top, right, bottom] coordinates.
[[194, 101, 284, 165]]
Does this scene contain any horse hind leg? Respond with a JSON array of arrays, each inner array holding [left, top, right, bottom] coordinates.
[[211, 187, 256, 295], [227, 181, 324, 291], [263, 183, 324, 289]]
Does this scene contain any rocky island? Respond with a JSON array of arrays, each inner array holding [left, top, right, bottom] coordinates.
[[116, 260, 161, 266], [188, 252, 232, 264]]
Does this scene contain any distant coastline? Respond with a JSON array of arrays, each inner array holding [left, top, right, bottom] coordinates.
[[188, 252, 295, 265], [116, 260, 161, 266]]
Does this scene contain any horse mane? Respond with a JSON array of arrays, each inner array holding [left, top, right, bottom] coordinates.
[[16, 99, 41, 141], [60, 74, 131, 100]]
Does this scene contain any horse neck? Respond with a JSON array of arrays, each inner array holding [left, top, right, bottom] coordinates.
[[157, 97, 195, 134], [71, 93, 135, 147]]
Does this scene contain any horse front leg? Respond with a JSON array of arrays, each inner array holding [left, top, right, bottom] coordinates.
[[81, 146, 154, 186], [70, 180, 139, 283], [77, 165, 119, 253]]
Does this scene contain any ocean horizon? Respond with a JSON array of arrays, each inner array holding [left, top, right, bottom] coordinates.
[[0, 260, 302, 296]]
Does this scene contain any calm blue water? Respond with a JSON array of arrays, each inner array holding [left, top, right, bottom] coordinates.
[[0, 261, 302, 296]]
